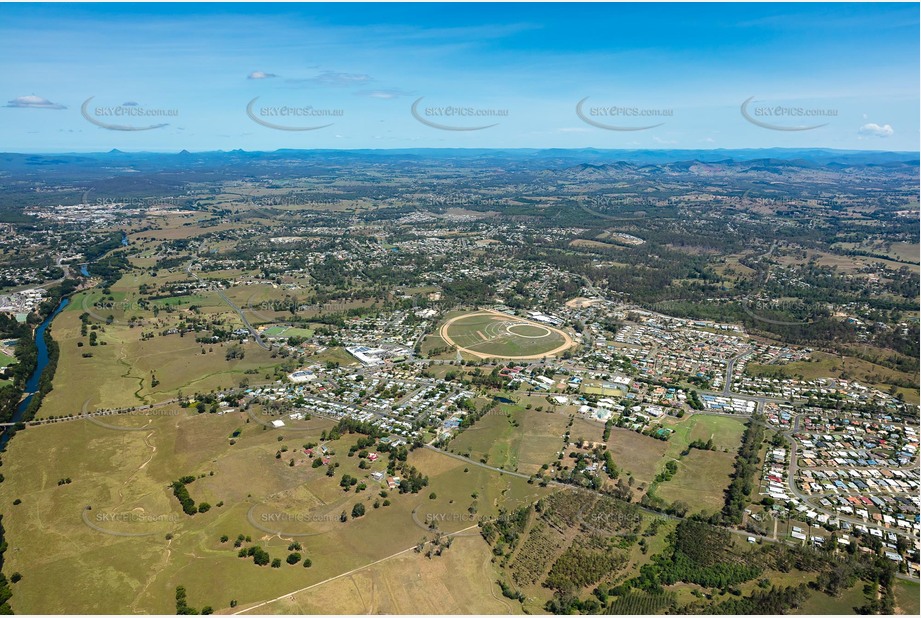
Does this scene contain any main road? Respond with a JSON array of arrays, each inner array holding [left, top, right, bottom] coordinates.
[[186, 254, 270, 350]]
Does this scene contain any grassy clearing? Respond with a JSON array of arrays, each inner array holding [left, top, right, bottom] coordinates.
[[894, 580, 920, 615], [446, 406, 569, 474], [656, 449, 735, 516], [792, 581, 868, 615], [661, 413, 746, 456], [605, 427, 669, 489]]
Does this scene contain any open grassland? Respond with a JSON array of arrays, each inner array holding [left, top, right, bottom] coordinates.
[[778, 248, 921, 275], [259, 534, 520, 615], [36, 288, 278, 420], [446, 405, 569, 474], [652, 414, 744, 513], [261, 325, 315, 339], [0, 350, 15, 386], [0, 410, 549, 614]]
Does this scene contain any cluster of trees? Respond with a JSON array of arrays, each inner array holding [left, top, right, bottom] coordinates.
[[703, 584, 809, 615], [545, 545, 628, 593], [497, 579, 525, 602], [324, 417, 386, 441], [721, 417, 766, 524], [602, 450, 619, 479], [684, 437, 715, 455], [238, 545, 272, 566], [171, 476, 198, 516], [632, 520, 762, 592], [397, 466, 429, 494], [82, 231, 126, 262], [88, 252, 130, 288], [480, 505, 530, 549], [467, 366, 509, 390], [0, 515, 17, 613], [175, 585, 212, 615], [654, 460, 679, 483], [459, 400, 498, 430]]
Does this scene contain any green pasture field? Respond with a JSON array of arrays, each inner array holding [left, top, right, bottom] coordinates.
[[655, 448, 736, 516], [446, 405, 570, 475]]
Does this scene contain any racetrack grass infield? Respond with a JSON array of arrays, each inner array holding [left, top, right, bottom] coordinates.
[[439, 310, 574, 360]]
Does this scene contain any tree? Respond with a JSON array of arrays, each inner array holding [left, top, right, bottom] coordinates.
[[352, 503, 366, 518]]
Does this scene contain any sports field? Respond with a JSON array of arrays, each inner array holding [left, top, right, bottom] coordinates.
[[261, 325, 314, 338], [439, 310, 574, 360]]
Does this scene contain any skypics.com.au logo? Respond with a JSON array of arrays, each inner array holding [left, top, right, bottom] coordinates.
[[246, 97, 343, 131], [576, 97, 673, 131], [741, 96, 837, 131], [81, 97, 177, 131], [411, 97, 508, 131]]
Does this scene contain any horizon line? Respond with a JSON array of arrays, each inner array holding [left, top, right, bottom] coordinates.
[[3, 147, 919, 156]]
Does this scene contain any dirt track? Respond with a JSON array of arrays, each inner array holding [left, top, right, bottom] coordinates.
[[439, 309, 576, 360]]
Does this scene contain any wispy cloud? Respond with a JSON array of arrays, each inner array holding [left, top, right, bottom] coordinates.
[[354, 88, 412, 99], [248, 70, 277, 80], [5, 95, 67, 110], [289, 71, 372, 87]]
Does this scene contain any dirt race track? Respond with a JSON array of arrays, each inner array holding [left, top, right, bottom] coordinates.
[[439, 309, 576, 360]]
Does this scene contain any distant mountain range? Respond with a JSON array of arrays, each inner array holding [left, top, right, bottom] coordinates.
[[0, 148, 916, 184]]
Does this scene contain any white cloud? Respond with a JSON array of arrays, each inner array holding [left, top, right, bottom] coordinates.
[[247, 71, 277, 80], [858, 122, 894, 137], [5, 95, 66, 110]]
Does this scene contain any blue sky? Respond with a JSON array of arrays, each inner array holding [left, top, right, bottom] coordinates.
[[1, 2, 918, 152]]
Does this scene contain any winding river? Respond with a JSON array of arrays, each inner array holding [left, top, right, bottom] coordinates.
[[0, 298, 69, 449]]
